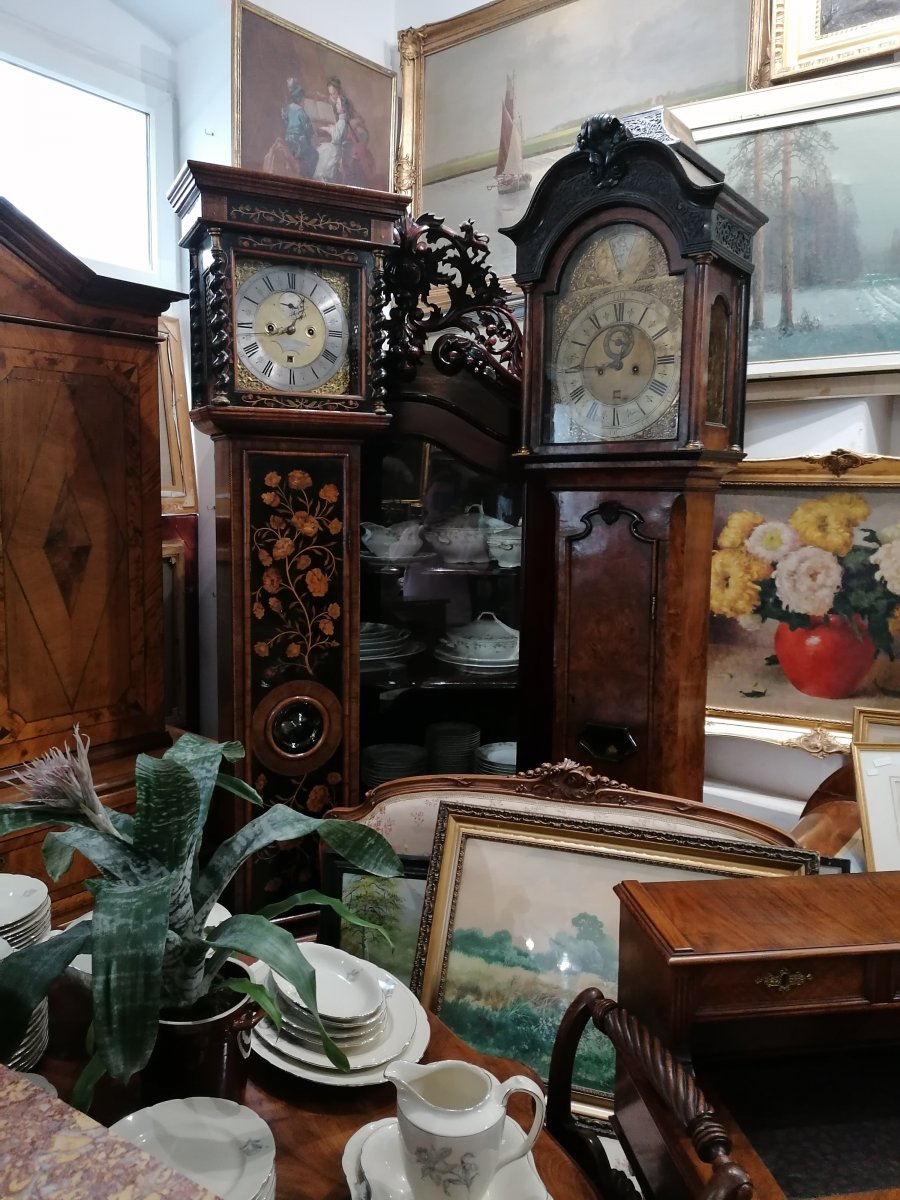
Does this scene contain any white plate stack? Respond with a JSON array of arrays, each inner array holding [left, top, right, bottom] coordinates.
[[0, 875, 51, 1070], [111, 1096, 276, 1200], [425, 722, 481, 773], [360, 622, 425, 672], [249, 942, 430, 1087], [361, 743, 428, 788], [474, 741, 518, 775]]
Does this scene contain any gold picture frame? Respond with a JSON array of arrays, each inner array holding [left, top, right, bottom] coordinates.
[[852, 704, 900, 743], [749, 0, 900, 86], [706, 449, 900, 749], [852, 742, 900, 869], [158, 316, 197, 515], [411, 802, 817, 1121], [233, 0, 397, 190], [397, 0, 748, 287]]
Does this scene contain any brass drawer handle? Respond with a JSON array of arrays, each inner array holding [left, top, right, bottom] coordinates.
[[755, 968, 813, 993]]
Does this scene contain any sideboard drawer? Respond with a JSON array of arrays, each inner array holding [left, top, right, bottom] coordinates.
[[691, 956, 871, 1019]]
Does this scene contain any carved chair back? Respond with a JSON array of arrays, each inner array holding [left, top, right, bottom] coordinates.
[[547, 987, 754, 1200]]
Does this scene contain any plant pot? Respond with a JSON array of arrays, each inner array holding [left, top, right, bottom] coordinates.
[[141, 962, 263, 1106], [774, 615, 876, 700]]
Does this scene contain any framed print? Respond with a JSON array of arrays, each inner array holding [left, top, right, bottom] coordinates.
[[397, 0, 749, 285], [319, 851, 429, 987], [853, 704, 900, 742], [412, 803, 817, 1120], [852, 743, 900, 868], [233, 0, 396, 190], [749, 0, 900, 85], [706, 450, 900, 745], [674, 67, 900, 384]]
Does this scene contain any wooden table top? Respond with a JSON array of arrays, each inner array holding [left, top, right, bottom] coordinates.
[[40, 981, 598, 1200]]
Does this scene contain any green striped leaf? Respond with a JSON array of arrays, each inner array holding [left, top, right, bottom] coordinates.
[[0, 922, 93, 1060], [42, 827, 156, 885], [257, 889, 392, 946]]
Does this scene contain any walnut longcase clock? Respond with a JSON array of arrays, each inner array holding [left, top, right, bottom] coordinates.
[[503, 114, 766, 801], [169, 162, 408, 904]]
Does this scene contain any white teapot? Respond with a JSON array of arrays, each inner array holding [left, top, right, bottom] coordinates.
[[379, 1058, 545, 1200]]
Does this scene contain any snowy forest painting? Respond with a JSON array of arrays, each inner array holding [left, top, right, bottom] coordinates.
[[701, 102, 900, 366]]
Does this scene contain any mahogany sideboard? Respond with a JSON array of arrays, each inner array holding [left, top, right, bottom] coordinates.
[[613, 872, 900, 1200]]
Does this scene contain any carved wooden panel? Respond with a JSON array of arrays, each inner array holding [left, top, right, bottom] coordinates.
[[0, 323, 163, 765]]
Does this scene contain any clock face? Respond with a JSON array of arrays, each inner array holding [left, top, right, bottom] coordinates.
[[547, 222, 683, 445], [234, 263, 350, 392]]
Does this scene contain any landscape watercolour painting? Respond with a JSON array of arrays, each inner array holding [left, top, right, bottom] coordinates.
[[413, 810, 816, 1114], [419, 0, 748, 281]]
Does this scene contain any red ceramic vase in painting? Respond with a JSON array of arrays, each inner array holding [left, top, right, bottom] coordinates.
[[774, 615, 876, 700]]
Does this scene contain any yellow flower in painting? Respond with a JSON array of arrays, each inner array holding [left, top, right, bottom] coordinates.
[[272, 537, 294, 560], [268, 597, 283, 614], [288, 470, 312, 490], [291, 511, 319, 536], [307, 784, 330, 813], [261, 491, 279, 507], [327, 518, 343, 534], [306, 567, 329, 597], [318, 617, 334, 635], [889, 605, 900, 639], [252, 601, 265, 619], [717, 510, 765, 549], [319, 483, 339, 503], [258, 549, 273, 566], [709, 548, 770, 618], [285, 642, 301, 658], [297, 554, 311, 569], [830, 493, 870, 524], [262, 567, 281, 594], [790, 498, 856, 556], [264, 472, 282, 487], [253, 642, 269, 657], [327, 602, 341, 618]]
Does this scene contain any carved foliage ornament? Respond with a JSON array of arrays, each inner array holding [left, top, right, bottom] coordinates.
[[382, 212, 523, 391], [575, 113, 632, 190]]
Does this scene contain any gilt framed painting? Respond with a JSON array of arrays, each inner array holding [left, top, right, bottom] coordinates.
[[411, 802, 817, 1121], [749, 0, 900, 85], [707, 451, 900, 742], [233, 0, 396, 190], [397, 0, 748, 285]]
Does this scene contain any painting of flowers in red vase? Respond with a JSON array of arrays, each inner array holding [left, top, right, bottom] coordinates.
[[707, 454, 900, 731]]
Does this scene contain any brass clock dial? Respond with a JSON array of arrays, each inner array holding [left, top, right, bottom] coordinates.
[[234, 263, 349, 392], [547, 222, 683, 444]]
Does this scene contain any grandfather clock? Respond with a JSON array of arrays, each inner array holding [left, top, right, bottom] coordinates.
[[504, 113, 766, 800], [169, 162, 408, 902]]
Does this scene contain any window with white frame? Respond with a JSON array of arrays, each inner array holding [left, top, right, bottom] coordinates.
[[0, 58, 153, 275]]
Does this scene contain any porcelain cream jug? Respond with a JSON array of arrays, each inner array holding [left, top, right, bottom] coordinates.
[[383, 1058, 545, 1200]]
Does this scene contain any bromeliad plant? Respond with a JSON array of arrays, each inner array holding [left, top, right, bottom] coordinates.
[[0, 729, 401, 1106]]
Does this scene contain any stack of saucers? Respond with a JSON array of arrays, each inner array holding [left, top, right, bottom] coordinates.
[[0, 876, 51, 1069], [360, 622, 425, 672], [361, 743, 428, 788], [475, 741, 518, 774], [249, 942, 430, 1087], [111, 1097, 276, 1200], [426, 721, 481, 773]]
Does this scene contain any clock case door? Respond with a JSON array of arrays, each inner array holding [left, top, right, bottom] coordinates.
[[503, 127, 767, 800]]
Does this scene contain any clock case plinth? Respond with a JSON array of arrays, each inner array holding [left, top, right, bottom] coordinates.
[[169, 162, 409, 905], [503, 119, 767, 800]]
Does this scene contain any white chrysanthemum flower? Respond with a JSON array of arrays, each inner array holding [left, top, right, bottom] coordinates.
[[879, 523, 900, 546], [872, 539, 900, 594], [774, 546, 842, 616], [11, 725, 119, 838], [746, 521, 801, 564]]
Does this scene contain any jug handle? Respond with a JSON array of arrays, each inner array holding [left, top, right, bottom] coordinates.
[[495, 1074, 546, 1171]]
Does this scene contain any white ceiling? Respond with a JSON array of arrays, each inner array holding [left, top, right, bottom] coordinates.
[[109, 0, 222, 46]]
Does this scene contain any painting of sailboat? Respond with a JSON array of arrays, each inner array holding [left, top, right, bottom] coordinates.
[[489, 75, 532, 195]]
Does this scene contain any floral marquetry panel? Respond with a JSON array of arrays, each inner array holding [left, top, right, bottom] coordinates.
[[0, 324, 164, 766], [240, 448, 354, 905]]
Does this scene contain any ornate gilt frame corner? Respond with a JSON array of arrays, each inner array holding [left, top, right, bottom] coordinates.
[[393, 0, 574, 214], [852, 704, 900, 745]]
